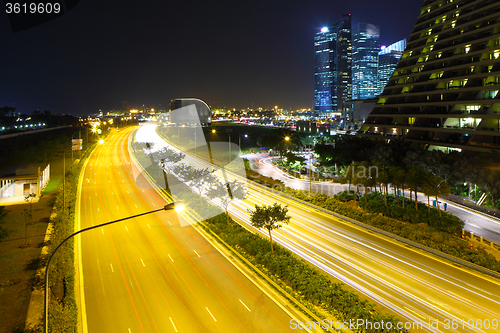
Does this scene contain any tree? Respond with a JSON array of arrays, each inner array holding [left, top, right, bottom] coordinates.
[[0, 206, 10, 243], [422, 174, 450, 216], [392, 167, 406, 207], [207, 179, 246, 227], [176, 165, 214, 204], [475, 168, 500, 209], [406, 165, 425, 210], [248, 203, 291, 252], [155, 147, 185, 194], [22, 193, 37, 247]]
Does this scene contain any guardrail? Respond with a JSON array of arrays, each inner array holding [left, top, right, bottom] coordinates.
[[463, 229, 500, 251]]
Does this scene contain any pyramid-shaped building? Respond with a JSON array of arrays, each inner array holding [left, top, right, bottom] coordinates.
[[360, 0, 500, 153]]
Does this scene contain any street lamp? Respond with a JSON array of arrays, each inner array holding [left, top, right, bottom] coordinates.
[[44, 202, 184, 333]]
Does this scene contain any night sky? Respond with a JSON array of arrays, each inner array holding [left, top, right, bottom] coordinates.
[[0, 0, 423, 116]]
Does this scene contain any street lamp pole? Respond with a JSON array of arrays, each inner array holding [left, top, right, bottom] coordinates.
[[71, 129, 82, 166], [44, 202, 183, 333]]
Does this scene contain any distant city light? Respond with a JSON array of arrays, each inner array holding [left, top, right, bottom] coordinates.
[[321, 27, 329, 33], [381, 45, 387, 50]]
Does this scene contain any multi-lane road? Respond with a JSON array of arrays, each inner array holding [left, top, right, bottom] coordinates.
[[146, 123, 500, 333], [248, 153, 500, 244], [76, 127, 313, 333]]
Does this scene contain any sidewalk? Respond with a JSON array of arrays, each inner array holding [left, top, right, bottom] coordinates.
[[245, 153, 500, 244]]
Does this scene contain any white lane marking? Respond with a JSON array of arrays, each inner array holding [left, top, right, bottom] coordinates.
[[147, 224, 151, 229], [111, 192, 113, 195], [127, 190, 129, 194], [117, 206, 119, 210], [110, 264, 114, 273], [97, 208, 99, 212], [140, 259, 145, 267], [101, 228, 104, 234], [206, 307, 217, 322], [125, 226, 129, 232], [168, 255, 174, 263], [142, 189, 144, 193], [169, 318, 178, 332], [152, 202, 155, 206], [193, 250, 201, 257], [135, 204, 138, 208], [167, 221, 171, 226], [404, 306, 426, 320], [128, 328, 131, 333], [239, 299, 251, 312]]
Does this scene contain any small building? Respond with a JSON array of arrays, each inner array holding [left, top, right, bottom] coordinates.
[[0, 163, 50, 204]]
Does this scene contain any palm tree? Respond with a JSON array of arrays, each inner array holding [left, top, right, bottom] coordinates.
[[406, 165, 425, 210], [248, 203, 291, 252], [392, 167, 406, 207], [422, 174, 450, 216]]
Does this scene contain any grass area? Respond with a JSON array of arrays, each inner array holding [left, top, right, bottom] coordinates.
[[0, 128, 87, 333], [0, 194, 56, 333]]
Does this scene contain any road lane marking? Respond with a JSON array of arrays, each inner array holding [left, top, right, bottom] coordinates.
[[168, 255, 174, 262], [404, 306, 426, 320], [151, 202, 155, 206], [147, 224, 151, 229], [97, 208, 99, 212], [169, 318, 178, 332], [117, 206, 119, 210], [128, 328, 131, 333], [101, 228, 104, 234], [239, 299, 251, 312], [127, 190, 129, 194], [135, 204, 138, 208], [167, 221, 171, 226], [206, 307, 217, 322], [193, 250, 201, 257], [125, 226, 129, 231], [110, 264, 114, 273], [140, 259, 145, 267]]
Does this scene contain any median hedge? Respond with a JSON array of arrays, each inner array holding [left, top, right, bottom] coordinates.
[[202, 214, 405, 332], [161, 179, 406, 333]]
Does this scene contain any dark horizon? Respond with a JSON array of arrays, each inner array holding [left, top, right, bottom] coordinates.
[[0, 0, 423, 116]]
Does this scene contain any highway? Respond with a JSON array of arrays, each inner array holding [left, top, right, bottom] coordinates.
[[247, 153, 500, 244], [148, 123, 500, 333], [76, 127, 313, 333]]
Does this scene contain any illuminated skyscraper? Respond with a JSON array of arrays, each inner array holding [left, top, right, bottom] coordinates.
[[352, 23, 380, 101], [337, 14, 352, 118], [378, 39, 407, 95], [361, 0, 500, 153], [314, 14, 352, 118], [314, 26, 337, 117]]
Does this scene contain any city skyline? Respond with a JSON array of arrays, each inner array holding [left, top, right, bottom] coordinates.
[[0, 1, 423, 116]]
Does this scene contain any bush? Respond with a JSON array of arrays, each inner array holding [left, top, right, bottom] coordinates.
[[202, 214, 406, 332]]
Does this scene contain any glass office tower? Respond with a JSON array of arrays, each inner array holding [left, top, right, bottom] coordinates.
[[352, 23, 381, 101], [314, 27, 337, 117], [337, 14, 352, 118], [378, 39, 407, 95]]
